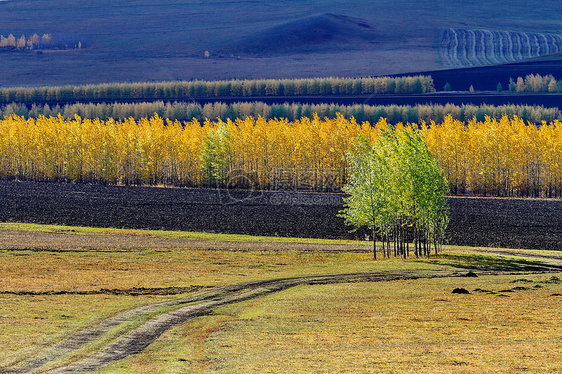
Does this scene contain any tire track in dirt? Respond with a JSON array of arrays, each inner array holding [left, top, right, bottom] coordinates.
[[2, 270, 472, 374]]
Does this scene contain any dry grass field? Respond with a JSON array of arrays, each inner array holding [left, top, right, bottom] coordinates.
[[176, 275, 562, 374], [0, 224, 561, 373]]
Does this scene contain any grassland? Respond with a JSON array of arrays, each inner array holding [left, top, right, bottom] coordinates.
[[169, 274, 562, 373], [1, 224, 561, 373]]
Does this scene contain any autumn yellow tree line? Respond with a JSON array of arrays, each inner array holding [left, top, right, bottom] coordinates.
[[0, 33, 82, 50], [424, 115, 562, 197], [0, 114, 561, 197], [0, 33, 51, 49]]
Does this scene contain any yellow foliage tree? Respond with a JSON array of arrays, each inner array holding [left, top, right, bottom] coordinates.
[[0, 114, 561, 197]]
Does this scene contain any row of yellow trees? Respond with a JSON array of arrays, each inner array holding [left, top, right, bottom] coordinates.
[[0, 34, 51, 49], [424, 115, 562, 197], [0, 114, 376, 189], [1, 114, 562, 197]]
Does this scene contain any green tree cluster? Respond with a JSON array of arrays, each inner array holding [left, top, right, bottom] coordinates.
[[0, 76, 435, 104], [340, 129, 449, 259], [200, 123, 232, 187]]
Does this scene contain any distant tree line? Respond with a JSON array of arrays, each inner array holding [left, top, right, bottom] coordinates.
[[0, 33, 82, 50], [507, 74, 562, 93], [1, 101, 561, 125], [444, 74, 562, 93], [0, 76, 435, 104]]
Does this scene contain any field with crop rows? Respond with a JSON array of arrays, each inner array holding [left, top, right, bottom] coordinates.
[[441, 28, 562, 67]]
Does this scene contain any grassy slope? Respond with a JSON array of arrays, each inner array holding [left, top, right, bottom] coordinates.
[[1, 1, 561, 85]]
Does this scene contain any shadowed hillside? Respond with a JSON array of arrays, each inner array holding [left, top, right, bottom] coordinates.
[[228, 13, 378, 55], [0, 0, 561, 85]]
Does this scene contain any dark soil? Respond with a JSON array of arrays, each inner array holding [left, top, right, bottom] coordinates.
[[417, 59, 562, 92], [452, 287, 470, 294], [446, 196, 562, 250], [1, 180, 562, 250]]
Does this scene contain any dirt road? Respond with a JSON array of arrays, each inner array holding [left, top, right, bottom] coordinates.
[[1, 231, 561, 373], [2, 270, 475, 374]]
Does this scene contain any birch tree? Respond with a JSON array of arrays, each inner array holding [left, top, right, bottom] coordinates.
[[340, 128, 449, 259]]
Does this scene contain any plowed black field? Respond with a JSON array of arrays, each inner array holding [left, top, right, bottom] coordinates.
[[1, 181, 561, 251]]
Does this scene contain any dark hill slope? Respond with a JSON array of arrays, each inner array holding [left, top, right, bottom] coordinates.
[[1, 1, 562, 85], [228, 13, 379, 55]]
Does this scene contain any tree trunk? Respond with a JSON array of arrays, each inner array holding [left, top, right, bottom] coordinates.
[[372, 228, 377, 260]]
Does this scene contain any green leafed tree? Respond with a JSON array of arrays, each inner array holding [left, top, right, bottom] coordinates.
[[200, 122, 232, 187], [400, 130, 450, 256], [340, 128, 449, 259], [338, 136, 396, 259]]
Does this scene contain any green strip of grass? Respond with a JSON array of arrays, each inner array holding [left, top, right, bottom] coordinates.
[[0, 222, 368, 246], [3, 223, 562, 262]]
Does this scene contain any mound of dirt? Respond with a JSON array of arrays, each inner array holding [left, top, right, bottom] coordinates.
[[228, 13, 378, 55], [452, 288, 470, 294]]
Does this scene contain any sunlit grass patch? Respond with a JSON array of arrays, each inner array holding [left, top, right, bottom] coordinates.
[[125, 273, 562, 373], [0, 248, 451, 294], [0, 294, 180, 368], [0, 222, 367, 245]]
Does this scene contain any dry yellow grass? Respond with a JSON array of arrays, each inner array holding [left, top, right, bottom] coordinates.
[[111, 273, 562, 374], [0, 248, 437, 294], [0, 227, 442, 370], [0, 294, 173, 366], [1, 225, 561, 373]]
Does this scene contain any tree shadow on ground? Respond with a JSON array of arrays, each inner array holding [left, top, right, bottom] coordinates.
[[424, 253, 562, 272]]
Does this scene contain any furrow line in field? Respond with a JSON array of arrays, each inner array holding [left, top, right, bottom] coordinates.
[[441, 28, 562, 67]]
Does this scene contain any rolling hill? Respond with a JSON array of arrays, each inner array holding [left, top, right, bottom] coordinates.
[[224, 13, 379, 55], [0, 0, 562, 86]]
